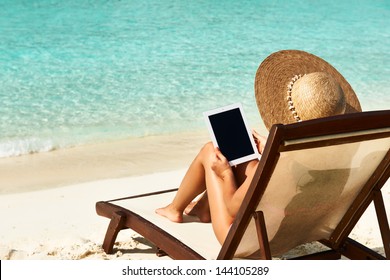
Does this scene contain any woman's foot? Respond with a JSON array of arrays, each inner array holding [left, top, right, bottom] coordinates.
[[184, 198, 211, 223], [155, 204, 183, 223]]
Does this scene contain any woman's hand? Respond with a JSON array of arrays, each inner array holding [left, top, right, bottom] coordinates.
[[252, 129, 267, 154], [211, 147, 233, 180]]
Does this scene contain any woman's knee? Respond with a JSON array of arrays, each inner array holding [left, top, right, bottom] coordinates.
[[197, 142, 214, 163], [200, 142, 214, 155]]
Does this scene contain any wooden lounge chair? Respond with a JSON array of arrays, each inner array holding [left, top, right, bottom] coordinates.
[[96, 110, 390, 259]]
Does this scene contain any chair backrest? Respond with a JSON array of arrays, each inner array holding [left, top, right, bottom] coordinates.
[[218, 110, 390, 259]]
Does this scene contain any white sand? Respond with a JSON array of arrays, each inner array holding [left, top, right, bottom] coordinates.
[[0, 131, 212, 260], [0, 129, 389, 260], [0, 130, 210, 194], [0, 168, 388, 260], [0, 169, 187, 260]]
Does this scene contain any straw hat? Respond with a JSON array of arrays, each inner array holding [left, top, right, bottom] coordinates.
[[255, 50, 362, 130]]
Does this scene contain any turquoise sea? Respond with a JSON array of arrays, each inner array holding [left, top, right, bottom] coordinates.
[[0, 0, 389, 158]]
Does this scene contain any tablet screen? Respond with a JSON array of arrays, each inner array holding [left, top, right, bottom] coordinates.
[[204, 103, 259, 166]]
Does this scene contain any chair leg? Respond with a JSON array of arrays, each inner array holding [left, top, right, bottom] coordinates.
[[253, 211, 272, 260], [373, 189, 390, 259], [156, 247, 168, 257], [342, 238, 386, 260], [102, 211, 127, 254]]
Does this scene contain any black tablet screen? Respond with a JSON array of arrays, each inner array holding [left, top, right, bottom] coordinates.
[[208, 108, 254, 162]]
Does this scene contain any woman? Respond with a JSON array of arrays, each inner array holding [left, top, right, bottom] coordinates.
[[156, 130, 267, 244], [156, 50, 362, 245]]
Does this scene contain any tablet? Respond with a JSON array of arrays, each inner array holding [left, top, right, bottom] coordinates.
[[203, 103, 260, 166]]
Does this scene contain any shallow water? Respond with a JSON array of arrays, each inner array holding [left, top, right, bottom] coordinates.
[[0, 0, 389, 157]]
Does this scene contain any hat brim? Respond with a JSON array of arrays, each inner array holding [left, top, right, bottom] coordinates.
[[255, 50, 362, 130]]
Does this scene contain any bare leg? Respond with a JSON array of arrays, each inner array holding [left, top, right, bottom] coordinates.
[[203, 165, 235, 243], [184, 191, 211, 223], [202, 159, 258, 243], [155, 142, 213, 222], [156, 142, 258, 244], [184, 162, 254, 223]]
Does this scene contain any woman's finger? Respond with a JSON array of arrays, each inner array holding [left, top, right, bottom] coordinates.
[[252, 129, 261, 140], [214, 147, 227, 161], [211, 147, 232, 179], [252, 129, 267, 154]]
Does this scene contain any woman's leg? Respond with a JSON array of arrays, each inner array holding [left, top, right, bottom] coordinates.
[[184, 191, 211, 222], [155, 142, 214, 222], [156, 141, 258, 243], [200, 159, 259, 243], [184, 160, 256, 223], [202, 163, 235, 243]]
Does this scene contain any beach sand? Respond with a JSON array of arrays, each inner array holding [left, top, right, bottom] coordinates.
[[0, 130, 210, 194], [0, 130, 212, 260], [0, 130, 389, 260]]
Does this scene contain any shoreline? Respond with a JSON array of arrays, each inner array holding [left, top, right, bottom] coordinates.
[[0, 123, 269, 195], [0, 124, 388, 260], [0, 130, 211, 195]]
